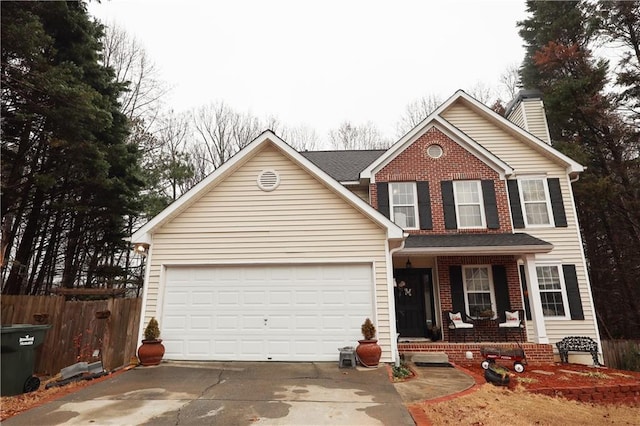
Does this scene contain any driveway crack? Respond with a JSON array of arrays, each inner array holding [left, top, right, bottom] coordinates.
[[198, 368, 224, 398]]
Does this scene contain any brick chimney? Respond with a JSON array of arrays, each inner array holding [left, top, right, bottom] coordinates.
[[504, 90, 552, 145]]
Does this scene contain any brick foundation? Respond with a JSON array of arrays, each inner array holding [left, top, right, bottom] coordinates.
[[399, 342, 554, 365]]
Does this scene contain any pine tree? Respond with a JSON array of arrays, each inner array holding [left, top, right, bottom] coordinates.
[[1, 1, 143, 294], [517, 0, 640, 338]]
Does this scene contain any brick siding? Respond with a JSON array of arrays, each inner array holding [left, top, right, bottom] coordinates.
[[371, 127, 513, 234]]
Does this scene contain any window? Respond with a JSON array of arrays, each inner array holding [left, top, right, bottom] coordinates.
[[519, 178, 552, 226], [463, 266, 495, 316], [536, 265, 569, 317], [454, 181, 485, 228], [389, 182, 418, 228]]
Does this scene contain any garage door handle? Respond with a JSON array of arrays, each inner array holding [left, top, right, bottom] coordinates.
[[264, 318, 268, 325]]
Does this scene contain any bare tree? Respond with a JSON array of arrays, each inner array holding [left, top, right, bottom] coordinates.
[[466, 81, 496, 105], [395, 94, 442, 137], [101, 22, 168, 127], [499, 63, 522, 101], [328, 121, 390, 150], [192, 102, 265, 172], [281, 125, 321, 151]]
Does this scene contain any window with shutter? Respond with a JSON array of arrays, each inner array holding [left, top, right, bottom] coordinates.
[[518, 178, 553, 226], [453, 181, 486, 228], [389, 182, 419, 229], [535, 264, 571, 319]]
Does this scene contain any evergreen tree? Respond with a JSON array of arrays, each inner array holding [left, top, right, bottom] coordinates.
[[1, 1, 143, 294], [518, 1, 640, 338]]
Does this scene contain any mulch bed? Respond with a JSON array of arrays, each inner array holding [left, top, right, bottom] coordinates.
[[457, 361, 640, 391]]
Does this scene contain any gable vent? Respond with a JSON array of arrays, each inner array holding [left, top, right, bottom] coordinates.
[[427, 144, 443, 159], [257, 170, 280, 191]]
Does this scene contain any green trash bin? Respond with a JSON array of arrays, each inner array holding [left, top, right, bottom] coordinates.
[[1, 324, 51, 396]]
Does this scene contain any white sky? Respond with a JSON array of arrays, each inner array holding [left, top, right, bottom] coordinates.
[[88, 0, 529, 143]]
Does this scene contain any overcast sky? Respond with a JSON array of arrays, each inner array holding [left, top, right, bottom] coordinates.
[[88, 0, 529, 143]]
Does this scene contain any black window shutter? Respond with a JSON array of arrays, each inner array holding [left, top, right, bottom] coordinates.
[[482, 180, 500, 229], [563, 264, 584, 320], [377, 182, 389, 218], [507, 180, 525, 229], [492, 265, 511, 322], [450, 266, 466, 314], [519, 265, 532, 320], [441, 181, 457, 229], [417, 181, 433, 230], [548, 178, 567, 227]]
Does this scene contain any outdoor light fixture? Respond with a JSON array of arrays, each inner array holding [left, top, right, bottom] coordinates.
[[406, 258, 412, 269], [134, 243, 150, 257]]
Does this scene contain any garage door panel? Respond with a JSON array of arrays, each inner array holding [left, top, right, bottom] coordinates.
[[188, 340, 211, 356], [191, 291, 214, 306], [243, 290, 267, 305], [166, 290, 189, 306], [217, 315, 240, 330], [190, 316, 212, 330], [162, 264, 373, 361], [218, 290, 239, 305], [269, 291, 291, 305], [295, 290, 319, 305], [163, 315, 187, 331]]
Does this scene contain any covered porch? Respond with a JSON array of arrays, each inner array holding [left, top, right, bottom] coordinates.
[[392, 233, 555, 361]]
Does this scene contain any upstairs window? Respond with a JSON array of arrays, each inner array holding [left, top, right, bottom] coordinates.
[[519, 178, 552, 226], [453, 181, 485, 228], [389, 182, 418, 229]]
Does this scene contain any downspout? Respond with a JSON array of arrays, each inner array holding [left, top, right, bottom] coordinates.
[[388, 236, 407, 367]]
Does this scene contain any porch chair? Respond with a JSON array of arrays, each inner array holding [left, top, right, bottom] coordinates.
[[445, 311, 475, 342], [498, 309, 525, 341]]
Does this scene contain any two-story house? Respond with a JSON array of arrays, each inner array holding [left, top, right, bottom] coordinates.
[[131, 90, 601, 365]]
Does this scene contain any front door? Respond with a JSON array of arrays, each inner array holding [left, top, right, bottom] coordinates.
[[394, 268, 434, 337]]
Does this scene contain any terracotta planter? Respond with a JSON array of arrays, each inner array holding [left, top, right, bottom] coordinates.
[[356, 339, 382, 367], [137, 339, 165, 366]]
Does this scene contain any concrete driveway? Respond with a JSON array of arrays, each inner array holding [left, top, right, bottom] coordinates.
[[5, 362, 415, 425]]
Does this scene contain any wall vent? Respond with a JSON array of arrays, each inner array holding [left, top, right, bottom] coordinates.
[[257, 170, 280, 191], [427, 144, 444, 159]]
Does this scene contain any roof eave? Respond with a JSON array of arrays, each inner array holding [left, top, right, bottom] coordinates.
[[400, 244, 554, 255]]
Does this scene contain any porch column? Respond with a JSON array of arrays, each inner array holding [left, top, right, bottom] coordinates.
[[522, 254, 548, 344]]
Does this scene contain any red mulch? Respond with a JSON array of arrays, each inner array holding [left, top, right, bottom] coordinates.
[[456, 361, 640, 390]]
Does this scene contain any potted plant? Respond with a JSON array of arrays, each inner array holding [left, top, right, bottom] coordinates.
[[429, 325, 442, 341], [137, 317, 165, 366], [478, 309, 495, 319], [355, 318, 382, 367]]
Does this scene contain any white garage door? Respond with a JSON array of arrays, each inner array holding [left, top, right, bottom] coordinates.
[[161, 264, 374, 361]]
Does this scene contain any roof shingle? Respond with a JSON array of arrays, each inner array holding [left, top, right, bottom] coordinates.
[[301, 150, 385, 182]]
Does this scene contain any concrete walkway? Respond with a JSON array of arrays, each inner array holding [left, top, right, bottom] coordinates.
[[393, 364, 477, 403], [4, 362, 415, 425]]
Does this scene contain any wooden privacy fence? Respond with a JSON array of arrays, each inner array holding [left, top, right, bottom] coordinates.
[[1, 295, 142, 375], [602, 339, 640, 371]]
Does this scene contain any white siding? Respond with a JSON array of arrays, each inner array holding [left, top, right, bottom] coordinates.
[[507, 98, 551, 144], [144, 144, 393, 360], [443, 102, 599, 345], [507, 102, 525, 129]]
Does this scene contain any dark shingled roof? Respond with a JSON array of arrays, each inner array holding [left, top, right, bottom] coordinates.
[[405, 233, 552, 249], [301, 150, 385, 182]]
